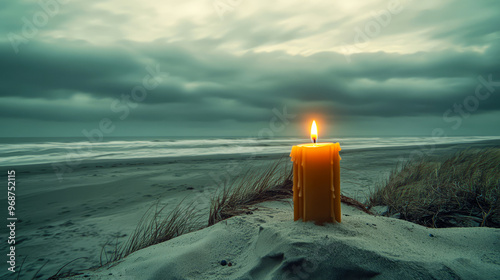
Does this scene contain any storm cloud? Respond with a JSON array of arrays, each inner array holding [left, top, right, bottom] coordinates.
[[1, 0, 499, 137]]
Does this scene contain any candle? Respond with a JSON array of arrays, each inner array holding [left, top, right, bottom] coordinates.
[[290, 120, 341, 224]]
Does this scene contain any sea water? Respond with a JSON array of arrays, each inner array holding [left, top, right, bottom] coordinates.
[[1, 136, 499, 167]]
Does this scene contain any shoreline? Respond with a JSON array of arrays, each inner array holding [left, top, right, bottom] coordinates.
[[6, 138, 500, 172]]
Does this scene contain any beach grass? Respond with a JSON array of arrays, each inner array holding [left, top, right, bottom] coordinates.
[[368, 148, 500, 228], [100, 200, 203, 265], [208, 157, 293, 226], [207, 157, 374, 225]]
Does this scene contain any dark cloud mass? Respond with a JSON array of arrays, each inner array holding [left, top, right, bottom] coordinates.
[[0, 0, 499, 137]]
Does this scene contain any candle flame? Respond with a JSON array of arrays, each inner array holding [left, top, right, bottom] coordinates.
[[311, 120, 318, 143]]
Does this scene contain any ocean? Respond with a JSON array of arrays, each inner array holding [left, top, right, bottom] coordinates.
[[1, 136, 499, 167]]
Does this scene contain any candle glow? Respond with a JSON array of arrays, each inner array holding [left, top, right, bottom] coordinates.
[[311, 120, 318, 143]]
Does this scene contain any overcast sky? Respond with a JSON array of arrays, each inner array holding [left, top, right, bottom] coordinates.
[[1, 0, 499, 137]]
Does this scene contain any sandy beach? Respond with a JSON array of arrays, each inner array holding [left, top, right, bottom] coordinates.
[[70, 200, 500, 280], [1, 139, 498, 279]]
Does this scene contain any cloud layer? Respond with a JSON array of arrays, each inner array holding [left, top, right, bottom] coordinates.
[[1, 0, 499, 136]]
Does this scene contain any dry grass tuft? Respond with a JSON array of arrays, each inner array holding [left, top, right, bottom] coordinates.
[[208, 157, 293, 226], [208, 157, 375, 225], [101, 199, 203, 265], [368, 148, 500, 228]]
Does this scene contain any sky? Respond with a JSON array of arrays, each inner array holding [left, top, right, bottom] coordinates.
[[1, 0, 499, 138]]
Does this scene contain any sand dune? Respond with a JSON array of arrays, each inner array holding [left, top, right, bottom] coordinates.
[[71, 200, 500, 280]]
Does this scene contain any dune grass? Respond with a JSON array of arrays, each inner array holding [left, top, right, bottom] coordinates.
[[207, 157, 374, 225], [208, 157, 294, 226], [99, 199, 203, 266], [40, 201, 202, 279], [368, 148, 500, 228]]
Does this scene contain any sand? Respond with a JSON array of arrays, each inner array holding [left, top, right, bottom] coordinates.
[[3, 139, 499, 279], [70, 200, 500, 279]]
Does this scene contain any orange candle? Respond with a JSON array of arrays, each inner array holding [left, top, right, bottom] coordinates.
[[290, 120, 341, 224]]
